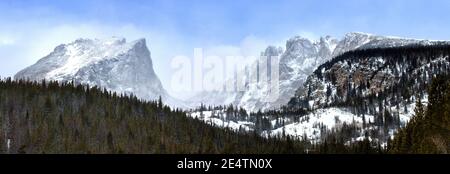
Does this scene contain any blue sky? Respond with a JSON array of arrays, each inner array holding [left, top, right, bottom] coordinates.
[[1, 0, 450, 98]]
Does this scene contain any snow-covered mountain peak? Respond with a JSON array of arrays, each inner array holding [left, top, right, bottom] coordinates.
[[344, 31, 374, 37], [322, 35, 333, 40], [192, 32, 447, 112], [127, 38, 148, 52], [15, 37, 186, 108], [66, 37, 147, 51], [317, 36, 338, 52], [128, 38, 146, 46], [331, 32, 377, 57], [262, 46, 283, 56], [60, 37, 124, 53], [98, 37, 126, 45], [342, 32, 374, 43], [286, 36, 313, 50], [319, 35, 333, 43], [33, 37, 151, 80]]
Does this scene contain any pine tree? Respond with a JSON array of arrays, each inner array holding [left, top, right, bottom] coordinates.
[[158, 96, 163, 110]]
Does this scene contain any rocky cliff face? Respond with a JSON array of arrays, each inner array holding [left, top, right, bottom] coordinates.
[[290, 43, 450, 111], [190, 43, 450, 144]]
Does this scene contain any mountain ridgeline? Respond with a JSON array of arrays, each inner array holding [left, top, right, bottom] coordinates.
[[388, 75, 450, 153], [293, 43, 450, 108], [292, 44, 450, 110]]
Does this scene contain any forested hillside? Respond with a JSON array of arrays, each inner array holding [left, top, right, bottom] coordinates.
[[0, 78, 308, 154], [388, 76, 450, 153], [0, 78, 385, 154]]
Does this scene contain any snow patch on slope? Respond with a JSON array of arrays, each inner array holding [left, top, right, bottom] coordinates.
[[264, 108, 374, 141], [189, 111, 253, 131]]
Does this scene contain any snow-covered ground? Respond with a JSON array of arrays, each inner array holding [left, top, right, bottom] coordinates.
[[189, 95, 426, 144], [189, 107, 375, 142], [189, 111, 254, 131], [263, 108, 374, 141]]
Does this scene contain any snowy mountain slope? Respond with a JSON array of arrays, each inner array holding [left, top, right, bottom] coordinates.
[[15, 37, 184, 107], [189, 38, 450, 145], [292, 45, 450, 110], [188, 99, 423, 143], [286, 44, 450, 142], [263, 107, 375, 141], [188, 110, 254, 132], [192, 32, 438, 112]]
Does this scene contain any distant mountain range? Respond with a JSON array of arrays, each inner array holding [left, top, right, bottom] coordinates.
[[191, 32, 446, 112], [12, 32, 450, 148], [15, 32, 448, 111], [189, 39, 450, 146]]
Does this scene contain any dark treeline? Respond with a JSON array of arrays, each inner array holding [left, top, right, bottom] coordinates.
[[388, 76, 450, 153], [0, 78, 383, 154]]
